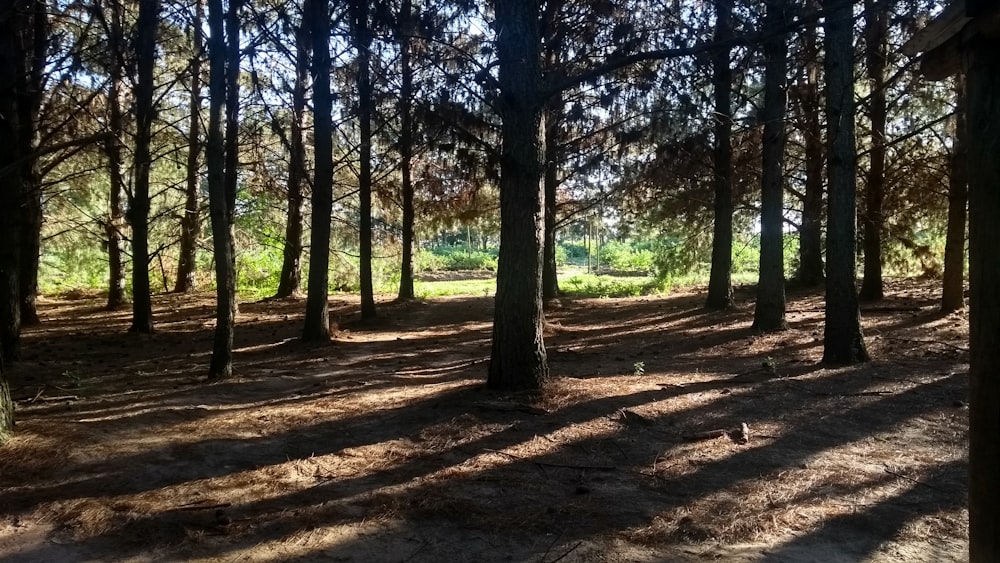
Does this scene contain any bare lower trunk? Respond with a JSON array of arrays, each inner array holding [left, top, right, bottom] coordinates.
[[129, 0, 158, 334], [175, 0, 204, 294], [355, 0, 377, 320], [302, 0, 333, 342], [796, 2, 824, 287], [858, 0, 887, 302], [941, 75, 967, 313], [705, 0, 734, 310], [487, 0, 548, 391], [542, 98, 561, 302], [396, 0, 416, 301], [965, 37, 1000, 563], [753, 0, 789, 332], [822, 0, 868, 364]]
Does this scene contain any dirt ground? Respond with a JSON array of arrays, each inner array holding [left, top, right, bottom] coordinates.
[[0, 279, 968, 562]]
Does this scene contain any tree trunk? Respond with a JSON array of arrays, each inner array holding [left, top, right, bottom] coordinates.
[[0, 351, 11, 442], [542, 97, 561, 302], [858, 0, 887, 302], [941, 74, 967, 313], [302, 0, 333, 342], [487, 0, 548, 391], [796, 1, 824, 287], [354, 0, 377, 320], [753, 0, 789, 332], [275, 7, 310, 299], [104, 0, 128, 310], [175, 0, 204, 294], [129, 0, 158, 334], [206, 0, 233, 378], [0, 35, 21, 360], [705, 0, 734, 310], [822, 0, 869, 364], [14, 0, 44, 328], [965, 36, 1000, 563], [396, 0, 416, 301]]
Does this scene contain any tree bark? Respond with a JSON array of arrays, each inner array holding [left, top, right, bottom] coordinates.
[[796, 1, 824, 287], [275, 7, 310, 299], [396, 0, 416, 301], [858, 0, 887, 302], [129, 0, 158, 333], [705, 0, 735, 310], [965, 36, 1000, 563], [753, 0, 789, 332], [302, 0, 333, 342], [542, 96, 561, 302], [487, 0, 548, 391], [17, 0, 44, 327], [822, 0, 869, 364], [0, 11, 22, 361], [175, 0, 205, 294], [354, 0, 377, 320], [206, 0, 234, 378], [0, 349, 11, 442], [101, 0, 128, 310], [941, 74, 967, 313]]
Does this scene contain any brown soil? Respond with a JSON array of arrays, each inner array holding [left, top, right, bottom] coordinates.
[[0, 279, 968, 562]]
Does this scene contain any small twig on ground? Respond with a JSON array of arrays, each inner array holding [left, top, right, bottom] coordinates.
[[174, 501, 232, 512], [681, 429, 727, 442], [545, 541, 583, 563], [883, 465, 952, 494], [20, 394, 80, 404]]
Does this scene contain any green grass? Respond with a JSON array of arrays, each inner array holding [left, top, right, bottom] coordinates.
[[415, 277, 497, 298]]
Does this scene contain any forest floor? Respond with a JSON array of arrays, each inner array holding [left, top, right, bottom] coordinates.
[[0, 278, 968, 562]]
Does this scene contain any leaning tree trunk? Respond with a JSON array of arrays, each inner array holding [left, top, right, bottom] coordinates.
[[302, 0, 333, 342], [275, 7, 310, 299], [965, 35, 1000, 563], [175, 0, 204, 294], [796, 0, 824, 287], [396, 0, 416, 301], [705, 0, 735, 310], [129, 0, 159, 334], [206, 0, 233, 378], [752, 0, 789, 332], [822, 0, 869, 364], [858, 0, 887, 302], [354, 0, 377, 320], [487, 0, 549, 391], [941, 74, 967, 313]]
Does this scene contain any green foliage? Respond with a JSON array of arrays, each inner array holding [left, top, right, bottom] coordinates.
[[558, 242, 589, 264], [599, 241, 656, 273], [632, 361, 646, 376], [415, 277, 496, 298], [560, 272, 666, 298], [421, 245, 498, 271]]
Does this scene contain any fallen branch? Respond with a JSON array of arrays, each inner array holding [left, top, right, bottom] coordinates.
[[883, 337, 968, 353], [682, 429, 727, 441], [683, 423, 750, 444], [482, 449, 616, 472], [17, 394, 80, 404], [545, 541, 583, 563], [883, 465, 952, 494]]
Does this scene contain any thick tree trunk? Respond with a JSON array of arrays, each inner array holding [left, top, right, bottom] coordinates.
[[17, 0, 44, 326], [796, 3, 824, 287], [941, 75, 967, 313], [354, 0, 377, 320], [822, 0, 869, 364], [302, 0, 333, 342], [0, 54, 21, 360], [965, 37, 1000, 563], [275, 10, 310, 299], [175, 0, 204, 294], [396, 0, 416, 301], [705, 0, 734, 310], [858, 0, 887, 302], [542, 98, 561, 302], [129, 0, 158, 334], [206, 0, 233, 378], [753, 0, 789, 332], [487, 0, 548, 391]]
